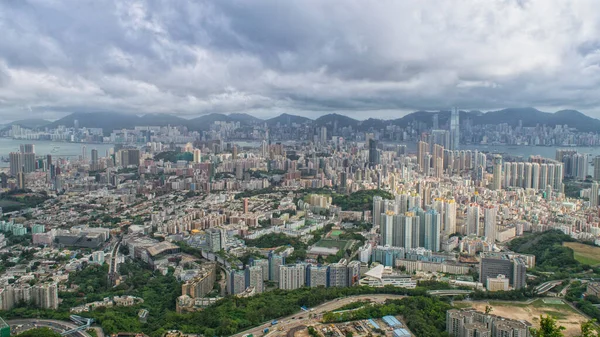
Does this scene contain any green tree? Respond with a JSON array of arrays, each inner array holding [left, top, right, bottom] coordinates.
[[577, 320, 600, 337], [530, 315, 566, 337], [16, 328, 61, 337]]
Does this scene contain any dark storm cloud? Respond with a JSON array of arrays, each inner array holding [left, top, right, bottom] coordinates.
[[1, 0, 600, 122]]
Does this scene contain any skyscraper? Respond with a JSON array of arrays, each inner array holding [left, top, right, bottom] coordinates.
[[22, 153, 36, 173], [484, 205, 497, 243], [449, 107, 460, 151], [435, 198, 457, 237], [466, 204, 480, 236], [268, 253, 285, 282], [395, 212, 420, 249], [417, 141, 428, 172], [20, 144, 34, 154], [206, 228, 222, 252], [433, 144, 444, 178], [16, 172, 25, 190], [306, 265, 329, 287], [423, 209, 441, 252], [46, 155, 52, 171], [380, 211, 395, 246], [319, 126, 327, 145], [592, 182, 599, 208], [328, 263, 349, 288], [279, 264, 306, 290], [492, 155, 502, 190], [372, 196, 387, 228], [595, 156, 600, 181], [246, 266, 264, 294], [193, 149, 202, 163], [91, 149, 99, 171], [9, 152, 22, 176], [503, 162, 512, 189], [368, 138, 380, 167], [532, 163, 540, 190], [228, 270, 246, 295], [524, 162, 533, 189]]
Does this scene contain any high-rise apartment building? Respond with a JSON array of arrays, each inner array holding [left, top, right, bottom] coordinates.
[[279, 264, 306, 290], [492, 155, 502, 190], [466, 204, 480, 236], [447, 309, 531, 337], [9, 152, 22, 176], [417, 141, 428, 172], [423, 209, 441, 252], [206, 228, 222, 252], [592, 182, 600, 208], [228, 270, 246, 295], [268, 253, 285, 282], [91, 149, 99, 171], [306, 265, 329, 287], [246, 265, 264, 294], [483, 205, 497, 243], [181, 263, 217, 299], [368, 138, 380, 167], [328, 263, 349, 288]]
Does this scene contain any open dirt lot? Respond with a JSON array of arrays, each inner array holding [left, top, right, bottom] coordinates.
[[456, 299, 588, 336]]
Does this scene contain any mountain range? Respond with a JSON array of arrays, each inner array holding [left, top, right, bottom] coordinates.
[[6, 108, 600, 133]]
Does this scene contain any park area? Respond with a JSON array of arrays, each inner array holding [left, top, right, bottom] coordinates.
[[455, 299, 588, 336], [563, 242, 600, 266]]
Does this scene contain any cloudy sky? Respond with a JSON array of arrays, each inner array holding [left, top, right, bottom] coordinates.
[[1, 0, 600, 122]]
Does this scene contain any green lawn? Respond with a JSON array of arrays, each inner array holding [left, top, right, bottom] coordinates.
[[564, 242, 600, 266], [315, 239, 352, 250], [0, 199, 23, 208]]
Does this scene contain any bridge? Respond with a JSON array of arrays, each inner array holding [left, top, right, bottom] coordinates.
[[427, 289, 474, 296], [61, 315, 94, 336], [534, 280, 564, 295]]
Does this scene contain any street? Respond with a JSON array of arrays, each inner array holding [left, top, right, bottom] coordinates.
[[7, 318, 93, 337], [233, 294, 406, 337]]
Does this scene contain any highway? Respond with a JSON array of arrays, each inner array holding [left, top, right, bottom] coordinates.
[[233, 294, 406, 337], [7, 318, 92, 337], [427, 289, 474, 296], [108, 236, 122, 286], [535, 280, 564, 294]]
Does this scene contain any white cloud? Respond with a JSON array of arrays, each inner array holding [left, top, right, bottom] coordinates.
[[1, 0, 600, 121]]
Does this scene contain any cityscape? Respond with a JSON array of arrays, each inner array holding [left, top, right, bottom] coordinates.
[[1, 106, 600, 337], [2, 1, 600, 337]]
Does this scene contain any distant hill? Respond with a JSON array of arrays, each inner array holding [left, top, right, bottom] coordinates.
[[43, 108, 600, 133], [266, 113, 312, 126], [2, 118, 50, 130], [228, 113, 263, 124], [138, 113, 187, 126], [392, 110, 445, 128], [315, 113, 359, 129], [359, 118, 387, 130], [187, 113, 233, 131], [47, 112, 139, 131], [470, 108, 600, 132]]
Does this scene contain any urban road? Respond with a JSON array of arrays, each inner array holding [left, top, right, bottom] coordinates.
[[232, 294, 406, 337], [7, 318, 95, 337]]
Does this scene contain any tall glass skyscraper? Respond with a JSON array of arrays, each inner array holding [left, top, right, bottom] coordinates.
[[450, 107, 460, 151]]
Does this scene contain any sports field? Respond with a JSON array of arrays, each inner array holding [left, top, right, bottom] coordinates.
[[315, 239, 353, 251], [563, 242, 600, 266], [455, 299, 588, 336]]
